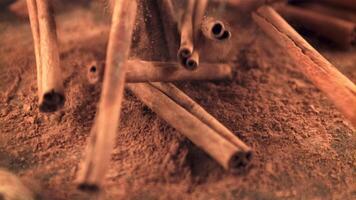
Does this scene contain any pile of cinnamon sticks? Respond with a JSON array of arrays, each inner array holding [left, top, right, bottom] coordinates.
[[24, 0, 356, 194], [278, 0, 356, 48], [76, 0, 252, 192]]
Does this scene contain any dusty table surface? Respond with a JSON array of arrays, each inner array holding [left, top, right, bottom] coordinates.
[[0, 2, 355, 200]]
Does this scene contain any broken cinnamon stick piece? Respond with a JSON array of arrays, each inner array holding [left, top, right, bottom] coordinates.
[[276, 5, 356, 48], [150, 82, 252, 153], [253, 6, 356, 127], [178, 0, 195, 68], [128, 83, 251, 171], [77, 0, 137, 191], [36, 0, 64, 112], [157, 0, 179, 60]]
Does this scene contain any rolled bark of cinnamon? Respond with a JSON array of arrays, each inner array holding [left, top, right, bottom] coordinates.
[[26, 0, 42, 98], [253, 6, 356, 127], [276, 5, 356, 48], [77, 0, 137, 191], [127, 83, 251, 171], [150, 82, 252, 153], [157, 0, 179, 60], [27, 0, 65, 112], [36, 0, 64, 112], [125, 60, 233, 82], [87, 60, 232, 83], [178, 0, 196, 68], [297, 2, 356, 24]]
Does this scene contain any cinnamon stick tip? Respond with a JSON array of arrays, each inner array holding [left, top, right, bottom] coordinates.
[[228, 150, 253, 172], [185, 58, 198, 70], [77, 183, 100, 192], [39, 90, 65, 112], [178, 48, 192, 59]]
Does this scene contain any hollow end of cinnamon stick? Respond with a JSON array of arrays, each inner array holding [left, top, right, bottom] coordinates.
[[39, 90, 65, 112], [77, 183, 100, 193], [201, 18, 231, 41], [228, 150, 253, 172], [87, 61, 104, 85], [211, 21, 225, 38]]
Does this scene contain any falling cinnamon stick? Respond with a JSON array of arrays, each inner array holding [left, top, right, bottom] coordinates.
[[297, 2, 356, 24], [178, 0, 195, 68], [276, 5, 356, 48], [128, 83, 251, 171], [36, 0, 64, 112], [253, 6, 356, 127], [27, 0, 64, 112], [185, 0, 208, 70], [26, 0, 42, 98], [77, 0, 137, 191], [150, 82, 252, 153], [157, 0, 179, 60]]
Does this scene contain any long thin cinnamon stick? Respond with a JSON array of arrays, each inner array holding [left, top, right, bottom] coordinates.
[[178, 0, 196, 68], [276, 5, 356, 48], [127, 83, 251, 171], [150, 82, 251, 153], [253, 6, 356, 127], [36, 0, 64, 112], [157, 0, 179, 60], [86, 60, 232, 84], [26, 0, 42, 99], [77, 0, 137, 191], [186, 0, 208, 69]]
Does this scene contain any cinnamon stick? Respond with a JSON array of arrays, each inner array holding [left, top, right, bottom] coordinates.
[[77, 0, 137, 191], [276, 5, 356, 48], [88, 60, 232, 83], [150, 82, 252, 153], [27, 0, 65, 112], [157, 0, 179, 60], [127, 83, 251, 171], [297, 2, 356, 24], [178, 0, 195, 68], [36, 0, 64, 112], [26, 0, 42, 99], [186, 0, 208, 70], [253, 6, 356, 127]]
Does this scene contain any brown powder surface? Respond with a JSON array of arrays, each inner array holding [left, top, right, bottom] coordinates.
[[0, 1, 355, 200]]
